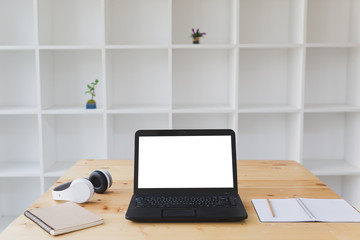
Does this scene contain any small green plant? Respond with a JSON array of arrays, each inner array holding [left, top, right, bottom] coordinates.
[[191, 28, 206, 44], [85, 79, 99, 109], [191, 28, 206, 38], [85, 79, 99, 100]]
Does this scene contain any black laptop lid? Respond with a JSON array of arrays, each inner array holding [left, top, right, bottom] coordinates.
[[134, 129, 238, 194]]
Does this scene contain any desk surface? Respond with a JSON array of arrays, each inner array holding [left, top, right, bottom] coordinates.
[[1, 160, 360, 240]]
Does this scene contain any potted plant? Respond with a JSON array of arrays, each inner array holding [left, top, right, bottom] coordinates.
[[85, 79, 99, 109], [191, 28, 206, 44]]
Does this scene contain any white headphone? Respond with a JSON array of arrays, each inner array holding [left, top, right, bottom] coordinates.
[[52, 170, 112, 203]]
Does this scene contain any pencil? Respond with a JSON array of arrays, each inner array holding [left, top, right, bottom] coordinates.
[[267, 199, 276, 217]]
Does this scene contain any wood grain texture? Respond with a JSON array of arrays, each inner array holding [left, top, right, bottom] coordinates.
[[1, 159, 360, 240]]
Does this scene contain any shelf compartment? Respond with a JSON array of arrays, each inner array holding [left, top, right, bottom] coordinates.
[[43, 162, 76, 177], [172, 113, 235, 129], [40, 49, 103, 110], [0, 162, 40, 177], [305, 47, 360, 107], [0, 50, 37, 109], [317, 176, 360, 210], [42, 114, 106, 175], [237, 113, 301, 161], [341, 176, 360, 210], [238, 48, 303, 109], [105, 0, 170, 45], [0, 115, 40, 177], [307, 0, 360, 44], [172, 0, 233, 44], [0, 177, 41, 220], [304, 160, 360, 176], [172, 49, 235, 109], [239, 0, 304, 44], [0, 0, 35, 45], [44, 177, 60, 192], [107, 114, 169, 159], [38, 0, 102, 45], [106, 49, 170, 110], [303, 112, 360, 174]]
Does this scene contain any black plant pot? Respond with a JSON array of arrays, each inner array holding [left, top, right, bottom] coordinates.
[[193, 37, 200, 44]]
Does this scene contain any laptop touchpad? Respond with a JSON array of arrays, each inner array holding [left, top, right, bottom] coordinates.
[[162, 209, 196, 218]]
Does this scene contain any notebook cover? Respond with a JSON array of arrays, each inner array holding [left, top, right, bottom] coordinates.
[[24, 202, 103, 235]]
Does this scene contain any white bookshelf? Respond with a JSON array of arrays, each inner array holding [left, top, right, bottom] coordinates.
[[1, 0, 360, 232]]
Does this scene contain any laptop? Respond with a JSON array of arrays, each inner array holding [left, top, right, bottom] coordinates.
[[125, 129, 248, 222]]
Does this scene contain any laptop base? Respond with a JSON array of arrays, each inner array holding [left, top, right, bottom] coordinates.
[[126, 194, 248, 222]]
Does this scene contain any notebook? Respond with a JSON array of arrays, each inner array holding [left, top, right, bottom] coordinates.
[[125, 129, 248, 222], [252, 198, 360, 222], [24, 202, 103, 235]]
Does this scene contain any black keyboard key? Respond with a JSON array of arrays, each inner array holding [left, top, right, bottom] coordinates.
[[229, 197, 236, 206], [135, 195, 234, 208]]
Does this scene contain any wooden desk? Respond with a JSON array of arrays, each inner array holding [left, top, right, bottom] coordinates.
[[1, 160, 360, 240]]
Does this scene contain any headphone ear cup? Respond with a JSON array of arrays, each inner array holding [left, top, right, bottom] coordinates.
[[69, 178, 94, 203], [89, 170, 111, 194]]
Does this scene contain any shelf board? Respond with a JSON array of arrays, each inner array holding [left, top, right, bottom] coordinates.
[[304, 104, 360, 112], [39, 45, 102, 50], [42, 106, 104, 115], [172, 105, 235, 113], [238, 44, 302, 49], [0, 162, 40, 177], [0, 106, 38, 115], [172, 44, 235, 49], [33, 44, 313, 50], [107, 104, 169, 114], [304, 160, 360, 176], [106, 45, 169, 50], [306, 43, 360, 48], [0, 46, 36, 50], [238, 104, 300, 113], [0, 216, 16, 233], [44, 161, 74, 177]]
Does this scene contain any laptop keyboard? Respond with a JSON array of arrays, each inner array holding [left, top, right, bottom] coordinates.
[[135, 195, 237, 208]]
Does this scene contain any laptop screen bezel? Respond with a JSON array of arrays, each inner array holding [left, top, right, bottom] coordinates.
[[133, 129, 238, 195]]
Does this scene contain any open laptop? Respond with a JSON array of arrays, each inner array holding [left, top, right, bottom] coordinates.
[[125, 129, 248, 222]]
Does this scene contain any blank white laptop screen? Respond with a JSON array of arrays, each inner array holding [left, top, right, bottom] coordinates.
[[138, 135, 234, 188]]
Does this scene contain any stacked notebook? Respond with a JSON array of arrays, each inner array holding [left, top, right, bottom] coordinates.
[[24, 202, 103, 235]]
